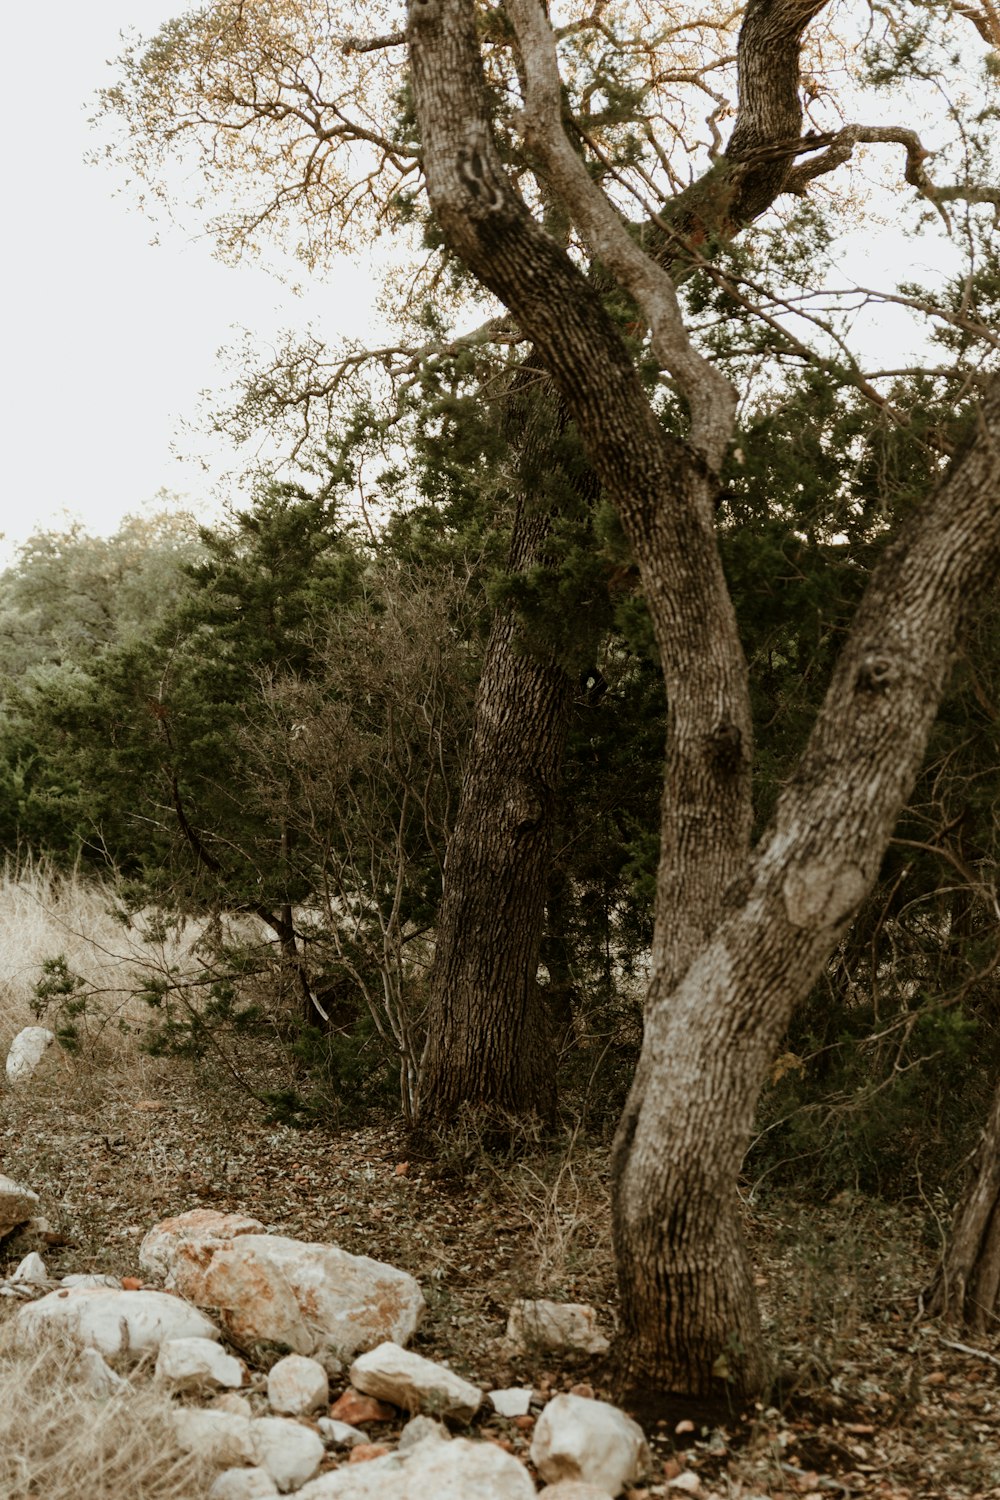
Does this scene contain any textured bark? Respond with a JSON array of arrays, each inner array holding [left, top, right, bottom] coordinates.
[[408, 0, 1000, 1397], [928, 1075, 1000, 1331], [417, 491, 572, 1124]]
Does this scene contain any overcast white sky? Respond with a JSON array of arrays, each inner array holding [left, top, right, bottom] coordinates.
[[0, 1, 383, 568]]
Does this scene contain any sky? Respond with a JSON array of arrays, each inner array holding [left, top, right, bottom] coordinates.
[[0, 2, 383, 569]]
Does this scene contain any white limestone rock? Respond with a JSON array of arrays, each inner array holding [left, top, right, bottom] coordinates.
[[155, 1335, 244, 1394], [397, 1414, 450, 1450], [295, 1435, 537, 1498], [209, 1470, 280, 1500], [250, 1415, 325, 1493], [213, 1392, 254, 1418], [0, 1174, 40, 1239], [173, 1406, 255, 1467], [530, 1394, 650, 1495], [140, 1210, 424, 1372], [490, 1386, 533, 1417], [61, 1273, 122, 1289], [506, 1300, 610, 1356], [267, 1352, 329, 1415], [11, 1251, 48, 1286], [75, 1346, 132, 1399], [139, 1208, 266, 1280], [539, 1484, 617, 1499], [5, 1026, 56, 1086], [17, 1285, 221, 1360], [349, 1342, 481, 1421], [317, 1417, 368, 1448]]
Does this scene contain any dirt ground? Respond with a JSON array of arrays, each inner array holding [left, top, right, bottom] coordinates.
[[3, 1050, 1000, 1500]]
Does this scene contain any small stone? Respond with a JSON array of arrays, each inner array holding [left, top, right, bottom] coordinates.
[[506, 1300, 610, 1356], [539, 1485, 616, 1499], [155, 1336, 244, 1394], [121, 1276, 143, 1290], [173, 1407, 255, 1467], [667, 1474, 702, 1494], [398, 1415, 450, 1451], [75, 1346, 131, 1398], [11, 1252, 48, 1286], [350, 1341, 482, 1421], [250, 1415, 325, 1493], [214, 1392, 254, 1418], [267, 1353, 329, 1415], [568, 1383, 595, 1400], [513, 1414, 535, 1431], [317, 1417, 368, 1447], [329, 1387, 397, 1424], [531, 1393, 650, 1494], [490, 1387, 533, 1417], [349, 1443, 391, 1463], [208, 1468, 280, 1500]]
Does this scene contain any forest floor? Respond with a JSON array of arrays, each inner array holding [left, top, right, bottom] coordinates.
[[3, 1045, 1000, 1500]]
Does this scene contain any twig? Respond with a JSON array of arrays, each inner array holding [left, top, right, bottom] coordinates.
[[939, 1336, 1000, 1368]]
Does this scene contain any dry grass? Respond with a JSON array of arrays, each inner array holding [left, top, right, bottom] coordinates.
[[0, 1321, 212, 1500]]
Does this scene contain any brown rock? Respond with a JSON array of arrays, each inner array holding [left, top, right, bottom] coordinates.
[[330, 1388, 398, 1425], [348, 1444, 392, 1464]]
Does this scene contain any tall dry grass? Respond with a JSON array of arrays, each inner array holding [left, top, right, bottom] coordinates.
[[0, 1323, 212, 1500], [0, 858, 206, 1066]]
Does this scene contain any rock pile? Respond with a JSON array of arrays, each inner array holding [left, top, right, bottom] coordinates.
[[1, 1195, 652, 1499]]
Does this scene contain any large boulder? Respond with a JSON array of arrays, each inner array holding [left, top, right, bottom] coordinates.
[[140, 1210, 424, 1372], [5, 1026, 57, 1086], [0, 1174, 40, 1239], [349, 1342, 482, 1422], [530, 1394, 650, 1494], [295, 1435, 536, 1498], [16, 1285, 221, 1360]]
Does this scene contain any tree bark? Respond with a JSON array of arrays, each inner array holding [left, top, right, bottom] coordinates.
[[928, 1073, 1000, 1331], [408, 0, 1000, 1400]]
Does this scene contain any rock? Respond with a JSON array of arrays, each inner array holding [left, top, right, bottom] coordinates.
[[139, 1208, 266, 1280], [506, 1300, 610, 1356], [155, 1336, 244, 1394], [397, 1414, 450, 1451], [267, 1352, 329, 1415], [530, 1394, 650, 1494], [16, 1285, 221, 1360], [250, 1415, 325, 1493], [490, 1387, 533, 1417], [10, 1251, 48, 1286], [317, 1417, 369, 1448], [61, 1273, 122, 1289], [214, 1392, 254, 1418], [350, 1342, 481, 1422], [539, 1485, 616, 1499], [209, 1470, 280, 1500], [329, 1388, 397, 1425], [173, 1407, 255, 1467], [140, 1210, 424, 1371], [5, 1026, 56, 1086], [75, 1346, 132, 1398], [348, 1443, 392, 1463], [295, 1435, 537, 1498], [0, 1174, 40, 1239]]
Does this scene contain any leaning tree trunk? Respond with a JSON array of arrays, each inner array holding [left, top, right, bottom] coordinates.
[[409, 0, 1000, 1400], [927, 1073, 1000, 1331]]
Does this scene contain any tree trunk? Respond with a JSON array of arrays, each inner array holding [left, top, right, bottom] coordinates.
[[927, 1075, 1000, 1331]]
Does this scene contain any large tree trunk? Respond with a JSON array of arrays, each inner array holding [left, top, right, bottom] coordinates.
[[409, 0, 1000, 1400], [927, 1075, 1000, 1331]]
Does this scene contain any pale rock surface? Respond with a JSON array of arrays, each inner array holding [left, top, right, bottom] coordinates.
[[155, 1335, 244, 1394], [397, 1414, 450, 1450], [214, 1392, 254, 1418], [539, 1484, 617, 1499], [0, 1174, 39, 1238], [5, 1026, 56, 1086], [139, 1208, 266, 1280], [75, 1346, 131, 1398], [530, 1394, 650, 1494], [349, 1341, 481, 1421], [267, 1352, 329, 1415], [208, 1469, 280, 1500], [490, 1386, 533, 1417], [61, 1273, 122, 1289], [11, 1251, 48, 1286], [17, 1285, 221, 1360], [250, 1415, 325, 1493], [173, 1406, 255, 1467], [141, 1211, 424, 1371], [295, 1435, 537, 1498], [506, 1300, 610, 1356], [317, 1418, 369, 1448]]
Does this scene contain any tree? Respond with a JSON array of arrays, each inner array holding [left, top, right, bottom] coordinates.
[[406, 0, 1000, 1398], [100, 0, 1000, 1394]]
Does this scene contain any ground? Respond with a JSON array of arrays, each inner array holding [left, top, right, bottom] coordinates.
[[2, 1045, 1000, 1499]]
